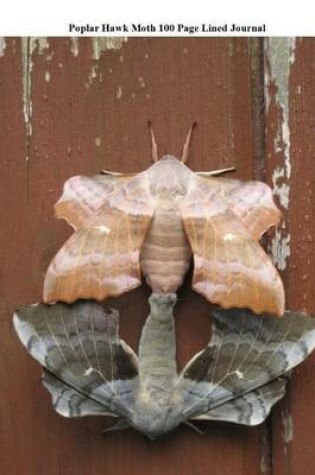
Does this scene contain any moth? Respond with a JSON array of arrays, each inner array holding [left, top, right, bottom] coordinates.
[[13, 296, 315, 438], [44, 126, 284, 316]]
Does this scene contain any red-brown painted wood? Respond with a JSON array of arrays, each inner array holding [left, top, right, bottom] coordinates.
[[0, 37, 285, 475]]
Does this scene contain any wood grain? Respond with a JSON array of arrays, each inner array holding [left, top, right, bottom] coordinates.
[[0, 37, 295, 475]]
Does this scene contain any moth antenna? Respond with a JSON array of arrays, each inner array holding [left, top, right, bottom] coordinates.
[[197, 166, 236, 177], [148, 121, 159, 163], [181, 122, 197, 164]]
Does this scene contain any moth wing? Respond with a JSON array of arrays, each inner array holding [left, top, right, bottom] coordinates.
[[13, 301, 139, 419], [55, 173, 136, 230], [192, 379, 286, 426], [178, 175, 284, 315], [197, 175, 281, 239], [174, 308, 315, 423], [42, 370, 115, 418], [44, 171, 155, 303]]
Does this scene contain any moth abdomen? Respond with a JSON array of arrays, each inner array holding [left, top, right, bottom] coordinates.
[[140, 201, 191, 293]]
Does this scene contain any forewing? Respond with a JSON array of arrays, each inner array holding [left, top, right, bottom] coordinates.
[[179, 175, 284, 315], [55, 173, 135, 229], [197, 175, 281, 239], [44, 171, 155, 303], [13, 301, 139, 419], [174, 308, 315, 422]]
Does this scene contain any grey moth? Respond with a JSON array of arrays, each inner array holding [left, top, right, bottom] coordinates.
[[13, 294, 315, 438]]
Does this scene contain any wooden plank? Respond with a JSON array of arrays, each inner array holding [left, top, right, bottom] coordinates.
[[264, 38, 315, 474], [1, 37, 266, 475]]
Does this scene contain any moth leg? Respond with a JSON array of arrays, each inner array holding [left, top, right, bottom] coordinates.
[[102, 419, 130, 434], [99, 170, 137, 178], [181, 122, 197, 164], [197, 166, 236, 177], [184, 421, 204, 436], [148, 121, 159, 163]]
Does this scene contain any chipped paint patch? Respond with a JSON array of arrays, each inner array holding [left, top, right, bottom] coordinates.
[[45, 71, 51, 82], [21, 37, 50, 142], [116, 86, 122, 99], [85, 38, 127, 88], [0, 37, 6, 57], [95, 137, 101, 147], [272, 167, 290, 209], [138, 76, 146, 88], [259, 426, 270, 475], [91, 37, 127, 60], [21, 38, 33, 138], [70, 37, 79, 57], [30, 37, 50, 55], [85, 64, 98, 88], [282, 411, 294, 454], [265, 38, 296, 270], [259, 456, 268, 475], [270, 229, 290, 271]]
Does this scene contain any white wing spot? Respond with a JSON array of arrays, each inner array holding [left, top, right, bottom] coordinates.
[[84, 367, 94, 376], [94, 225, 110, 234], [235, 370, 244, 379], [224, 233, 235, 241]]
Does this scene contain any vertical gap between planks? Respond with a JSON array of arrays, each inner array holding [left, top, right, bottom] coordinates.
[[250, 38, 266, 182], [249, 37, 273, 475]]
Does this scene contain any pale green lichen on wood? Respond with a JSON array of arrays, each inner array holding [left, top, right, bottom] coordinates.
[[265, 37, 296, 271], [267, 37, 296, 193], [268, 38, 295, 120]]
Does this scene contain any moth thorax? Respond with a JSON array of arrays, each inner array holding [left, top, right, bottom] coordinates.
[[131, 401, 180, 438]]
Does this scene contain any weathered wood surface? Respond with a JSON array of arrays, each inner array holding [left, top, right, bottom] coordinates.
[[265, 38, 315, 475], [0, 37, 313, 475]]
